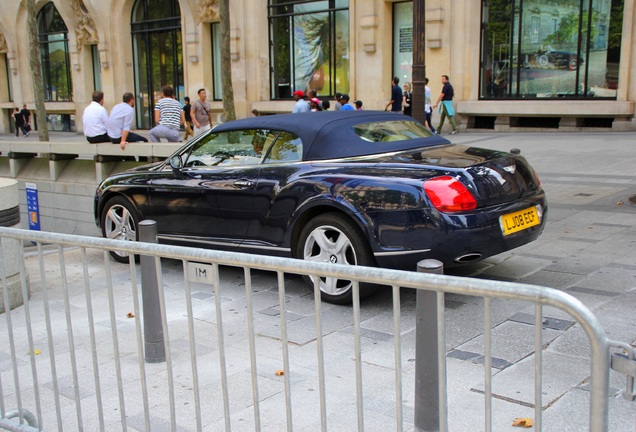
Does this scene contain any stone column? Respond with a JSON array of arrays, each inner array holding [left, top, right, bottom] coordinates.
[[0, 178, 29, 314]]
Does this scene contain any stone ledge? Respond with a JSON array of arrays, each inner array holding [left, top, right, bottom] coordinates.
[[458, 100, 634, 117]]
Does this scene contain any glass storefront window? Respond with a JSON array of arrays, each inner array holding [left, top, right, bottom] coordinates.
[[393, 2, 413, 86], [268, 0, 349, 99], [211, 23, 222, 101], [131, 0, 183, 129], [91, 45, 102, 91], [480, 0, 623, 99], [37, 2, 73, 102]]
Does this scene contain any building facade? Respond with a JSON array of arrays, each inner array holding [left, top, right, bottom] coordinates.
[[0, 0, 634, 135]]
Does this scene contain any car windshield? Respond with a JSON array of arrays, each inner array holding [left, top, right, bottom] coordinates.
[[352, 120, 433, 143]]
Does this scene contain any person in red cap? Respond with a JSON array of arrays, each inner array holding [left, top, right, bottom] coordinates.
[[309, 97, 323, 111], [292, 90, 310, 113]]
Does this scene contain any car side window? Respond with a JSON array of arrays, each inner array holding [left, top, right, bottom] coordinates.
[[184, 129, 269, 167], [263, 132, 302, 164]]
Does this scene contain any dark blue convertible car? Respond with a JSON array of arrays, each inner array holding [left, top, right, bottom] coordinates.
[[95, 111, 546, 303]]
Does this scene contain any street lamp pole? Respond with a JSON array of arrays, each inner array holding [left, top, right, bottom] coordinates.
[[411, 0, 426, 126]]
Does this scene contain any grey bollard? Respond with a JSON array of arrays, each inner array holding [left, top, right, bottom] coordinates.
[[139, 220, 166, 363], [414, 259, 445, 432]]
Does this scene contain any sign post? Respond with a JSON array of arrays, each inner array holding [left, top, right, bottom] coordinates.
[[25, 182, 40, 231]]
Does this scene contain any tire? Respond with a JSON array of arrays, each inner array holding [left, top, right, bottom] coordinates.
[[569, 59, 578, 70], [296, 212, 376, 304], [101, 196, 140, 263], [538, 55, 549, 67]]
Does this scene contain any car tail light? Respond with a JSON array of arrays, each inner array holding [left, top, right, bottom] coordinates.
[[424, 176, 477, 212], [533, 169, 541, 187]]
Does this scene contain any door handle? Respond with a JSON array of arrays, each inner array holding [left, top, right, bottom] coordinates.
[[234, 180, 254, 188]]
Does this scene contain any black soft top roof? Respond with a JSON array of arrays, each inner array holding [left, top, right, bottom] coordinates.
[[212, 110, 450, 160]]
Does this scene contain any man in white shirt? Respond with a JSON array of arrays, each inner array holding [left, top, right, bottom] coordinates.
[[291, 90, 310, 113], [83, 91, 110, 143], [107, 92, 149, 150]]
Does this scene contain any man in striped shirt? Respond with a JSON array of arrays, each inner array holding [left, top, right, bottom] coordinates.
[[149, 86, 185, 142]]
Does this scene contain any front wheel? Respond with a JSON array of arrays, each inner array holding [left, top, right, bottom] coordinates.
[[101, 196, 140, 263], [296, 213, 376, 304]]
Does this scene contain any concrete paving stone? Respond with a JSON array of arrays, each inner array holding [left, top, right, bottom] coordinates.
[[455, 320, 562, 366], [517, 269, 584, 289], [481, 255, 554, 279], [544, 254, 610, 276], [509, 312, 575, 331], [541, 387, 635, 432], [127, 413, 190, 432], [545, 206, 578, 223], [573, 266, 636, 293], [526, 238, 592, 259], [475, 351, 591, 409], [444, 296, 530, 351]]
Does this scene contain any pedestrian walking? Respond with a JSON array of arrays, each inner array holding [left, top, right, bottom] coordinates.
[[192, 89, 213, 135], [182, 96, 194, 141], [433, 75, 458, 135], [12, 108, 27, 137], [385, 76, 403, 113]]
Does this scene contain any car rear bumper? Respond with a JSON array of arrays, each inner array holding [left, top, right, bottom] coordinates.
[[369, 193, 547, 271]]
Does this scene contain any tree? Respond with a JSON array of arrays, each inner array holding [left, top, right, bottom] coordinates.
[[219, 0, 236, 122], [26, 0, 49, 140]]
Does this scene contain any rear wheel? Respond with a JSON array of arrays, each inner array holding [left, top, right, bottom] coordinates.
[[297, 213, 376, 304], [569, 58, 578, 70], [101, 196, 140, 263]]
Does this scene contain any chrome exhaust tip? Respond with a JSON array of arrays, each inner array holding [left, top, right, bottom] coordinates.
[[454, 253, 483, 263]]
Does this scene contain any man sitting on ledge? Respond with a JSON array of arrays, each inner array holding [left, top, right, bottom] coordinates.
[[107, 92, 149, 150], [83, 91, 111, 144]]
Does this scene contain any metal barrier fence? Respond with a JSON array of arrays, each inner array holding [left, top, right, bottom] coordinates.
[[0, 226, 629, 431]]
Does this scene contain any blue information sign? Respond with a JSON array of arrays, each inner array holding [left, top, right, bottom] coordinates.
[[25, 182, 40, 231]]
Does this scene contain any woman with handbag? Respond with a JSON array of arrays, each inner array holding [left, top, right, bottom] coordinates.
[[402, 82, 412, 117]]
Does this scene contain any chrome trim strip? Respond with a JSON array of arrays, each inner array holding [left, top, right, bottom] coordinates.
[[374, 249, 431, 257], [238, 243, 290, 252], [156, 235, 290, 253]]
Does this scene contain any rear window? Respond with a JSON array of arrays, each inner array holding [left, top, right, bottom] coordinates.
[[353, 120, 434, 143]]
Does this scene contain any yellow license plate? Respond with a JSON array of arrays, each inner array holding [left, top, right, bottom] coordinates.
[[500, 206, 541, 236]]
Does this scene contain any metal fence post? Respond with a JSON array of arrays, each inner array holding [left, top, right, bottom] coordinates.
[[139, 220, 166, 363], [415, 259, 445, 432]]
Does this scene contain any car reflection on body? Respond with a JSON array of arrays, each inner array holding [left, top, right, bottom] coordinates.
[[94, 111, 547, 304]]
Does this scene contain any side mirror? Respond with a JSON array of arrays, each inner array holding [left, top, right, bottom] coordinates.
[[169, 155, 183, 171]]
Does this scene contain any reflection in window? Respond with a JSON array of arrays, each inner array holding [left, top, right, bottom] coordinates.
[[480, 0, 622, 99], [268, 0, 349, 100], [91, 45, 102, 91], [353, 120, 433, 142], [131, 0, 183, 129], [38, 2, 73, 101], [185, 129, 277, 167], [393, 2, 414, 85], [211, 23, 222, 100], [263, 132, 302, 163]]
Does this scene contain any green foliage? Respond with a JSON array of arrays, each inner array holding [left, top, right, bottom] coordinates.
[[544, 11, 598, 47]]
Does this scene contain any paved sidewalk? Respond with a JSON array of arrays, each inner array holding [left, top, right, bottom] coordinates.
[[1, 130, 635, 431]]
